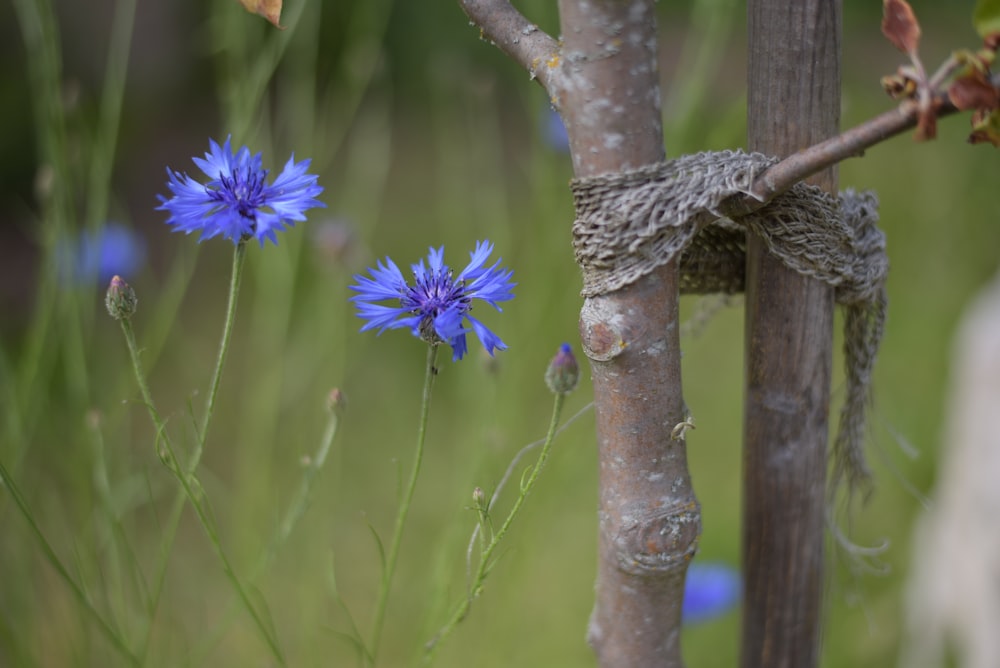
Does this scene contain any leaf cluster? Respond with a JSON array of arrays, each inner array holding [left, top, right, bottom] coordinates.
[[880, 0, 1000, 144]]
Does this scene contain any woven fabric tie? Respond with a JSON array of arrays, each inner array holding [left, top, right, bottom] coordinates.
[[571, 149, 889, 495]]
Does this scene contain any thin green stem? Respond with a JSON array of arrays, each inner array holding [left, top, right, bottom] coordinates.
[[136, 488, 184, 664], [369, 345, 439, 667], [119, 308, 184, 663], [188, 401, 344, 664], [0, 459, 140, 666], [118, 319, 169, 453], [167, 445, 287, 665], [85, 0, 136, 230], [133, 245, 242, 663], [424, 391, 566, 662], [118, 313, 286, 665], [8, 0, 73, 474], [196, 240, 248, 461], [123, 241, 284, 663], [269, 405, 343, 560]]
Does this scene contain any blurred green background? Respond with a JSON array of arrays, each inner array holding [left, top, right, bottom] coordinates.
[[1, 0, 998, 666]]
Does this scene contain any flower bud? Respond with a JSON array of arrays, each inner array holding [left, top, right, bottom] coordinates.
[[544, 342, 579, 395], [105, 275, 137, 320], [326, 388, 346, 414]]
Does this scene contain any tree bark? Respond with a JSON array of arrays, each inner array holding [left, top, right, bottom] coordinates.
[[461, 0, 699, 663], [551, 3, 699, 667], [742, 2, 840, 667]]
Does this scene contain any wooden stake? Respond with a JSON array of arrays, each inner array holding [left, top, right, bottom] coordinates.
[[742, 1, 840, 667]]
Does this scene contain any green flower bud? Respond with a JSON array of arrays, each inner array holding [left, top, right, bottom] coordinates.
[[105, 275, 137, 321], [545, 343, 579, 395], [326, 388, 346, 414]]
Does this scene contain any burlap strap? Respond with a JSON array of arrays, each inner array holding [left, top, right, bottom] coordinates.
[[571, 150, 888, 494]]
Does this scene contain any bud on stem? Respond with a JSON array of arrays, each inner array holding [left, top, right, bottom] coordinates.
[[544, 343, 579, 395], [105, 275, 137, 321]]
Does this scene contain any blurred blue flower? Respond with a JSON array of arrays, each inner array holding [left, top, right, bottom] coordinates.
[[683, 562, 741, 624], [349, 240, 516, 361], [542, 107, 570, 153], [58, 222, 147, 286], [157, 136, 324, 246]]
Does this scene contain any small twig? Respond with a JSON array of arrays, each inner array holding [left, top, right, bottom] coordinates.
[[730, 104, 932, 212], [721, 71, 1000, 217], [458, 0, 560, 93]]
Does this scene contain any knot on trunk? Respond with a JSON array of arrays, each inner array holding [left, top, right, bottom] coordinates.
[[610, 501, 701, 575]]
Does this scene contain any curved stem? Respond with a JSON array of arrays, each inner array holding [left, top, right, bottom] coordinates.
[[481, 392, 563, 569], [188, 398, 344, 663], [369, 344, 439, 666], [119, 308, 286, 665], [424, 390, 565, 662], [132, 241, 249, 661]]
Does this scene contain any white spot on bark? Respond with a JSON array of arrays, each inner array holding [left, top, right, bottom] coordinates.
[[628, 0, 648, 22], [604, 133, 624, 150]]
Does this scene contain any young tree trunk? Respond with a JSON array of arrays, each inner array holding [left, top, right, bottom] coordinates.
[[552, 3, 699, 666], [742, 1, 840, 666]]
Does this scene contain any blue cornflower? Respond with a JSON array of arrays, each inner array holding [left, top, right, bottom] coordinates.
[[349, 241, 516, 361], [682, 562, 742, 624], [157, 136, 324, 246]]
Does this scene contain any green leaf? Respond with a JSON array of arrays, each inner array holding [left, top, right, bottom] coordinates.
[[974, 0, 1000, 39], [365, 518, 387, 579]]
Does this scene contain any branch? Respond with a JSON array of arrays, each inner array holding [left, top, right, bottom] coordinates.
[[458, 0, 561, 93], [723, 72, 1000, 216]]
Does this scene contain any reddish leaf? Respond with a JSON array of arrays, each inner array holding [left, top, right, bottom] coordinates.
[[237, 0, 283, 28], [882, 0, 921, 54], [948, 71, 1000, 111]]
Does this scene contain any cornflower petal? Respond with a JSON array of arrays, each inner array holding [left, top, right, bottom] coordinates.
[[465, 313, 507, 356], [349, 241, 516, 361], [354, 303, 413, 333], [157, 136, 325, 246], [456, 240, 495, 281], [433, 304, 468, 342]]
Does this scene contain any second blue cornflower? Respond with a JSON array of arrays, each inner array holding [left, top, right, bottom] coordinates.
[[349, 241, 516, 361]]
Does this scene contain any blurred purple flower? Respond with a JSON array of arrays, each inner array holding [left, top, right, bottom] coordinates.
[[541, 107, 570, 153], [58, 222, 147, 285], [683, 562, 741, 624]]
